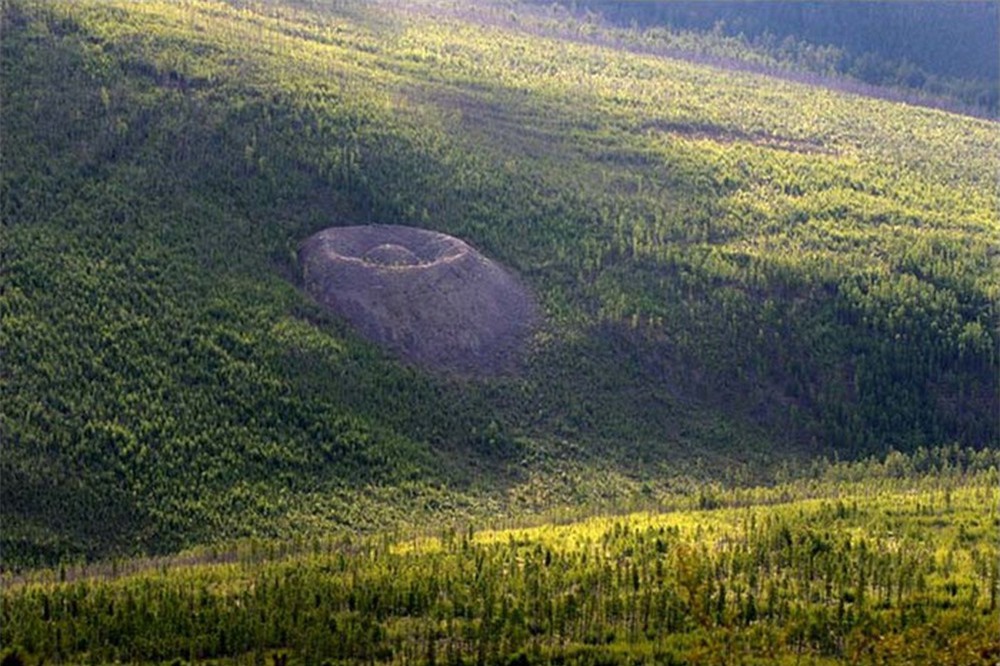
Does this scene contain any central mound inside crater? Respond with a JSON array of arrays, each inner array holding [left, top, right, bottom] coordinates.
[[299, 225, 537, 375], [362, 244, 421, 266]]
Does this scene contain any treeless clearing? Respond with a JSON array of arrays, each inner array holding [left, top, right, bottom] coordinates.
[[300, 225, 538, 375]]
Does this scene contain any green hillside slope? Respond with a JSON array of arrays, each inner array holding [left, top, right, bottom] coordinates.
[[1, 0, 997, 565], [4, 457, 998, 664], [533, 0, 1000, 115]]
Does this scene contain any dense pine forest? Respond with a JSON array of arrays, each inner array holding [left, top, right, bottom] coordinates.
[[0, 0, 997, 662], [531, 1, 999, 115], [3, 451, 999, 664]]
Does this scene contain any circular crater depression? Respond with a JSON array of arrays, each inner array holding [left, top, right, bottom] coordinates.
[[362, 243, 421, 266], [299, 225, 538, 375]]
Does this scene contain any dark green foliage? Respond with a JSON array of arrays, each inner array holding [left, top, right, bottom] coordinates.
[[2, 456, 997, 664], [0, 650, 25, 666], [535, 0, 999, 114], [0, 0, 997, 568]]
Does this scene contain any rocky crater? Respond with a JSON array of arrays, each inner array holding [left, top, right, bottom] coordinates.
[[299, 225, 538, 375]]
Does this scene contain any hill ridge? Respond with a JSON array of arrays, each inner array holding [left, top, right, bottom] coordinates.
[[0, 0, 996, 566]]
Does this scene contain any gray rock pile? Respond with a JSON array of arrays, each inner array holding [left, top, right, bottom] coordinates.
[[299, 225, 537, 375]]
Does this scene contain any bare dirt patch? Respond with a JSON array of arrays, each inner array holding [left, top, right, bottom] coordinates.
[[299, 225, 538, 376]]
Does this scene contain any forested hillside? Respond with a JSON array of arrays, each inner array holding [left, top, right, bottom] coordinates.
[[1, 0, 998, 568], [531, 1, 1000, 114], [4, 453, 998, 664]]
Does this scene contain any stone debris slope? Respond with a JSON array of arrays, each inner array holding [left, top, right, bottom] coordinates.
[[300, 225, 538, 375]]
